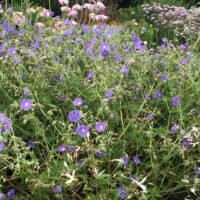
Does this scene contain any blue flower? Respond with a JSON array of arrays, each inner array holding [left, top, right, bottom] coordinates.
[[144, 93, 151, 100], [179, 44, 187, 50], [75, 124, 89, 137], [14, 57, 22, 63], [100, 41, 109, 51], [7, 7, 13, 13], [7, 189, 15, 199], [86, 47, 92, 57], [117, 187, 128, 199], [114, 54, 122, 62], [2, 20, 9, 29], [20, 98, 32, 111], [132, 36, 146, 50], [23, 87, 29, 96], [73, 97, 84, 107], [154, 90, 162, 99], [86, 71, 94, 79], [161, 73, 167, 81], [172, 96, 181, 106], [69, 145, 75, 153], [95, 121, 106, 133], [68, 110, 81, 123], [64, 29, 70, 37], [121, 66, 129, 76], [82, 24, 90, 33], [9, 47, 16, 56], [146, 113, 153, 120], [105, 90, 113, 100], [180, 59, 188, 65], [96, 150, 105, 157], [0, 193, 6, 200], [160, 44, 166, 50], [130, 176, 137, 182], [182, 138, 191, 149], [122, 156, 129, 166], [162, 38, 168, 43], [58, 144, 67, 153], [53, 185, 62, 193], [171, 124, 179, 132], [28, 139, 36, 149], [101, 49, 109, 59], [55, 74, 63, 82], [110, 44, 115, 51], [133, 156, 141, 165], [0, 113, 12, 134]]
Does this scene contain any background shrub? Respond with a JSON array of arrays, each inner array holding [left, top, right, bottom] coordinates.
[[115, 0, 199, 8]]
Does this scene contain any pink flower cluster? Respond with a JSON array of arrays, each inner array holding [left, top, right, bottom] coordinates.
[[13, 12, 27, 25], [142, 3, 188, 28], [59, 0, 109, 23], [40, 8, 51, 17], [142, 3, 200, 35], [142, 3, 188, 27], [58, 0, 68, 6], [185, 8, 200, 35]]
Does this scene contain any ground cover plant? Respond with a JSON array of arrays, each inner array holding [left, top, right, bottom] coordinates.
[[0, 1, 200, 199]]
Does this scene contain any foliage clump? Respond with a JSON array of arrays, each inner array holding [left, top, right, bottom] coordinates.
[[0, 1, 200, 199]]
